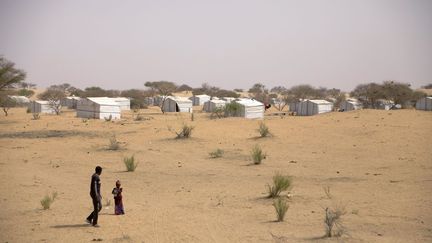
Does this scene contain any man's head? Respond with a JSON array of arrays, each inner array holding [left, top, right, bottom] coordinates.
[[95, 166, 102, 175]]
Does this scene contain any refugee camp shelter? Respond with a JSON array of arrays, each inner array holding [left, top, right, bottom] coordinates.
[[61, 96, 81, 109], [8, 95, 30, 105], [76, 97, 121, 120], [339, 99, 362, 111], [376, 99, 394, 110], [29, 100, 56, 114], [203, 99, 227, 112], [416, 97, 432, 111], [234, 98, 265, 119], [162, 96, 193, 113], [190, 94, 211, 106], [288, 102, 300, 112], [113, 97, 131, 110], [222, 97, 236, 103], [297, 99, 333, 116]]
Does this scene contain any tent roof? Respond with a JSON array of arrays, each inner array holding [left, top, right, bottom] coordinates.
[[207, 100, 226, 104], [34, 100, 50, 105], [113, 97, 130, 101], [86, 97, 119, 106], [308, 99, 333, 105], [168, 96, 193, 104], [235, 98, 264, 107], [195, 94, 210, 98]]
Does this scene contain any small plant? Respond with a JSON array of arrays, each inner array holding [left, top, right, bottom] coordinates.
[[323, 185, 332, 199], [273, 197, 289, 222], [267, 172, 292, 198], [191, 113, 194, 121], [324, 205, 346, 237], [251, 144, 266, 164], [134, 113, 144, 121], [258, 122, 270, 137], [224, 102, 242, 117], [124, 155, 138, 172], [26, 107, 31, 113], [40, 192, 58, 210], [108, 134, 120, 150], [104, 114, 112, 121], [169, 124, 194, 139], [209, 149, 224, 158], [32, 113, 40, 120], [132, 106, 140, 113]]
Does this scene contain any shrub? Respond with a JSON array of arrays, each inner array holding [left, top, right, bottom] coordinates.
[[273, 197, 289, 222], [209, 149, 224, 158], [258, 122, 270, 137], [267, 173, 292, 198], [108, 135, 120, 150], [323, 185, 332, 199], [32, 113, 40, 120], [40, 192, 58, 210], [251, 144, 266, 164], [124, 155, 138, 172], [26, 107, 31, 113], [172, 124, 194, 139], [224, 102, 242, 117], [324, 205, 346, 237], [104, 114, 112, 121], [191, 113, 194, 122]]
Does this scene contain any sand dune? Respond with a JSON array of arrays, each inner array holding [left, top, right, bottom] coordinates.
[[0, 107, 431, 242]]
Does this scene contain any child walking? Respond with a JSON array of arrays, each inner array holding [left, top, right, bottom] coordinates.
[[112, 180, 125, 215]]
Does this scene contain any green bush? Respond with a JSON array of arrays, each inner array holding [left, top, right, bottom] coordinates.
[[124, 155, 138, 172], [41, 192, 58, 210], [224, 102, 242, 117], [258, 122, 270, 137], [251, 144, 266, 164], [209, 149, 224, 158], [273, 197, 289, 222], [175, 124, 194, 139], [267, 172, 292, 198]]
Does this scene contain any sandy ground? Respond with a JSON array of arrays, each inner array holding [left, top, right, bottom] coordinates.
[[0, 107, 431, 243]]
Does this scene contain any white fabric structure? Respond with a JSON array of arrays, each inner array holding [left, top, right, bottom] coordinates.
[[376, 100, 394, 110], [61, 96, 81, 109], [222, 97, 236, 103], [203, 99, 227, 112], [163, 96, 193, 113], [29, 100, 56, 114], [190, 94, 211, 106], [234, 98, 264, 119], [113, 97, 131, 110], [8, 95, 30, 105], [76, 97, 121, 120], [416, 97, 432, 111], [340, 99, 362, 111], [297, 99, 333, 116]]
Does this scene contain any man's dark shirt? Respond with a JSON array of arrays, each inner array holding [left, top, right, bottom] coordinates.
[[90, 173, 101, 198]]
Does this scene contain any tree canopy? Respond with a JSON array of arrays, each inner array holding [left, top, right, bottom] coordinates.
[[0, 57, 26, 91]]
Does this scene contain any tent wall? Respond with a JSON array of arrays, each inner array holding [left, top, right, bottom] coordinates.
[[203, 100, 226, 112], [76, 98, 121, 120], [114, 98, 130, 110], [29, 101, 56, 114], [191, 95, 210, 106], [162, 98, 193, 113], [340, 101, 362, 111], [297, 100, 333, 116], [416, 97, 432, 111]]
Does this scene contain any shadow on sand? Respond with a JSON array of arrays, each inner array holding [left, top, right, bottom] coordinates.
[[51, 223, 90, 229]]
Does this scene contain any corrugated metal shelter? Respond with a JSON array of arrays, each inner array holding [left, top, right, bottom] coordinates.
[[8, 95, 30, 105], [416, 97, 432, 111], [234, 98, 264, 119], [29, 100, 56, 114], [163, 96, 193, 113], [61, 96, 81, 109], [203, 99, 227, 112], [76, 97, 121, 120], [113, 97, 130, 110], [190, 94, 211, 106], [288, 102, 300, 112], [297, 99, 333, 116], [339, 99, 362, 111]]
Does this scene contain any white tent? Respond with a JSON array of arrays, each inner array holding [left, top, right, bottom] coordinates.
[[190, 94, 211, 106], [113, 97, 131, 111], [416, 97, 432, 111], [297, 99, 333, 116], [8, 95, 30, 105], [340, 99, 362, 111], [163, 96, 193, 113], [203, 99, 227, 112], [234, 98, 264, 119], [222, 97, 236, 103], [61, 96, 81, 109], [76, 97, 121, 120], [376, 99, 394, 110], [29, 100, 56, 114]]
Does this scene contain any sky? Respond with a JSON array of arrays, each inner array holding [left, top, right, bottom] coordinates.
[[1, 0, 431, 91]]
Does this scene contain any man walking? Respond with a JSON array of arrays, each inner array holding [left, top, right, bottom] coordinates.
[[86, 166, 102, 227]]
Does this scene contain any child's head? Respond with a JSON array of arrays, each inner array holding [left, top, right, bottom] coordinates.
[[116, 180, 121, 187]]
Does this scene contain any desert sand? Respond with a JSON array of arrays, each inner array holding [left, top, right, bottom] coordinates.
[[0, 107, 431, 242]]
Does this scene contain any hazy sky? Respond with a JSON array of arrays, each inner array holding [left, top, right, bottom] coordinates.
[[1, 0, 431, 91]]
